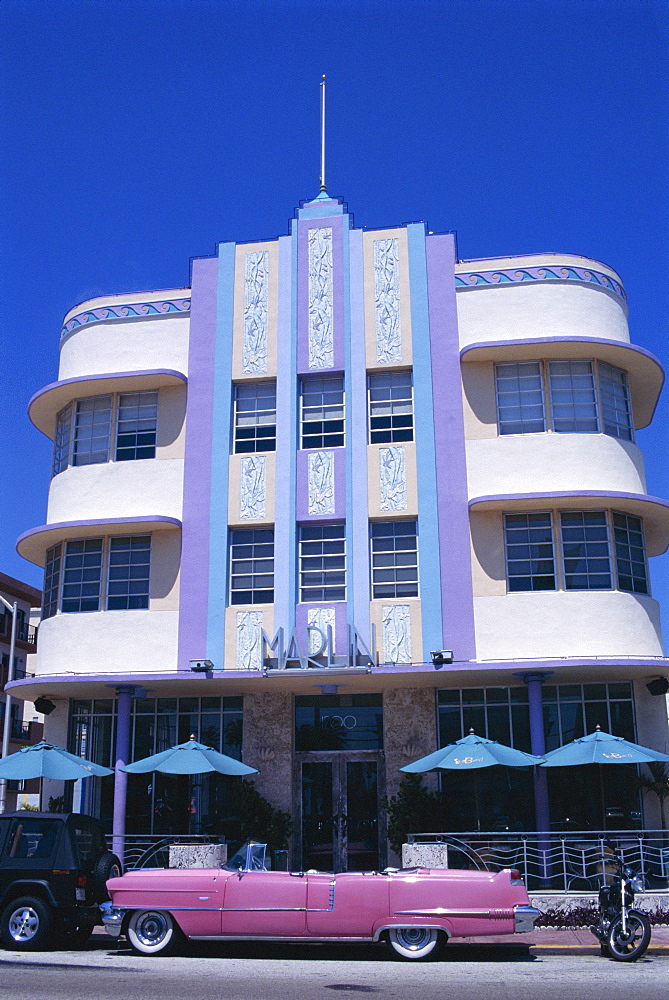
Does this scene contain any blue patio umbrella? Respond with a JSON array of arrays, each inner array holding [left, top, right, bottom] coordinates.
[[121, 739, 258, 776], [0, 741, 113, 780], [401, 733, 544, 831], [540, 727, 669, 828], [540, 728, 669, 767]]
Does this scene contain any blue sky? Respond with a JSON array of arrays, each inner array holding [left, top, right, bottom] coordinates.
[[1, 0, 667, 647]]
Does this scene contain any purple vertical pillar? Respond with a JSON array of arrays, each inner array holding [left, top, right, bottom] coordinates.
[[112, 686, 133, 863], [523, 672, 550, 832]]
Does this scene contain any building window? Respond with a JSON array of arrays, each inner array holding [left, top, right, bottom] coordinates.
[[234, 382, 277, 453], [61, 539, 104, 613], [106, 536, 152, 609], [42, 535, 152, 617], [229, 529, 274, 604], [560, 510, 612, 590], [368, 372, 414, 443], [72, 396, 112, 467], [53, 390, 160, 475], [612, 512, 648, 594], [548, 360, 598, 433], [300, 377, 345, 449], [599, 362, 633, 440], [43, 544, 62, 620], [115, 392, 158, 461], [504, 510, 648, 594], [495, 362, 546, 435], [299, 523, 346, 602], [504, 513, 556, 592], [370, 520, 418, 598], [494, 360, 632, 440]]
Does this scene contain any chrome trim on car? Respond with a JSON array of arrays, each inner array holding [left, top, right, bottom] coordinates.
[[99, 901, 124, 938], [514, 904, 541, 933], [396, 908, 513, 919]]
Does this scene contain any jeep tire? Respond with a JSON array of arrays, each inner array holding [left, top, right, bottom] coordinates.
[[1, 896, 53, 951]]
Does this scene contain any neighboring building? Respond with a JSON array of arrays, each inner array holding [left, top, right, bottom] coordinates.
[[10, 190, 669, 867], [0, 572, 43, 810]]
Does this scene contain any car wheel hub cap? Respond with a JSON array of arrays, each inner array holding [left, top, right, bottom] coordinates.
[[9, 908, 38, 941], [397, 928, 431, 949], [137, 913, 167, 946]]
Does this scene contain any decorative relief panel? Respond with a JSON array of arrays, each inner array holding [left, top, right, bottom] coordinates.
[[307, 607, 336, 655], [236, 611, 264, 671], [374, 238, 402, 363], [308, 451, 335, 515], [243, 251, 269, 374], [240, 456, 266, 519], [379, 447, 407, 511], [382, 605, 412, 664], [308, 227, 334, 368]]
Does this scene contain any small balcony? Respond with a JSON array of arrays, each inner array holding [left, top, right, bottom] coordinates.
[[0, 613, 38, 652]]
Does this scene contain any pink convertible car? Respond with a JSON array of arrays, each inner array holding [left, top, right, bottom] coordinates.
[[101, 843, 540, 960]]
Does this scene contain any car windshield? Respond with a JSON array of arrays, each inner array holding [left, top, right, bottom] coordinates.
[[224, 842, 268, 871]]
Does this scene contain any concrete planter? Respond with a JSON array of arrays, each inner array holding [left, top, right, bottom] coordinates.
[[168, 843, 228, 868], [402, 843, 450, 868]]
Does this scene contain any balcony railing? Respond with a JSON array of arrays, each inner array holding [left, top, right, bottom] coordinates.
[[10, 719, 33, 741], [0, 615, 38, 648], [406, 830, 669, 892]]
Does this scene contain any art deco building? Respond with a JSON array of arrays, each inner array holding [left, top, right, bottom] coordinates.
[[11, 190, 669, 867]]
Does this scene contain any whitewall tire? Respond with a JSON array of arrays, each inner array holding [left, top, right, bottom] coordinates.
[[127, 910, 179, 956], [387, 927, 442, 960]]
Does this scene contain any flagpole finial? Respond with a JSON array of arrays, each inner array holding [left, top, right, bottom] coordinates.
[[319, 74, 327, 194]]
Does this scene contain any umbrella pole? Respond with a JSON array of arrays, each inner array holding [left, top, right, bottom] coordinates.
[[599, 764, 606, 830], [474, 773, 481, 832]]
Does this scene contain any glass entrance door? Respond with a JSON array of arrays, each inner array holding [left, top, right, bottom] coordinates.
[[298, 753, 385, 872]]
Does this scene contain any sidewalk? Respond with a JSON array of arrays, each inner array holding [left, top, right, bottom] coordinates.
[[455, 926, 669, 954]]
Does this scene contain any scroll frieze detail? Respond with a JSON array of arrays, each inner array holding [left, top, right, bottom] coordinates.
[[236, 611, 264, 671], [374, 238, 402, 363], [308, 227, 334, 368], [379, 447, 407, 511], [382, 605, 412, 663], [240, 456, 266, 519], [307, 607, 336, 655], [243, 251, 269, 374], [308, 451, 335, 515]]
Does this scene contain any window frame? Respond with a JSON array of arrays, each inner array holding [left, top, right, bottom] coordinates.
[[228, 528, 275, 605], [494, 359, 633, 441], [42, 535, 152, 618], [368, 371, 414, 444], [299, 376, 345, 450], [298, 522, 346, 603], [233, 381, 277, 454], [52, 389, 160, 477], [370, 519, 419, 599], [502, 509, 648, 595]]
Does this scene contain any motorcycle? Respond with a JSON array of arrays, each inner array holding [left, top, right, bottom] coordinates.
[[589, 849, 651, 961]]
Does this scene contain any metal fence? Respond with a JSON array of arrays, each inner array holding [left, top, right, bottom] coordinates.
[[106, 834, 218, 871], [406, 830, 669, 892]]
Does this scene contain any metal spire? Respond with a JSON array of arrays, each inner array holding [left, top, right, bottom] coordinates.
[[319, 74, 327, 194]]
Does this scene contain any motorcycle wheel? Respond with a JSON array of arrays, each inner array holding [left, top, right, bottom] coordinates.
[[606, 910, 651, 962]]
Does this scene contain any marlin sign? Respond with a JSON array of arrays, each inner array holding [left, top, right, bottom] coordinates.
[[261, 623, 376, 671]]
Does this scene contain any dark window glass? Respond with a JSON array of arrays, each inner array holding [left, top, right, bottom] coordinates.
[[560, 510, 612, 590], [234, 382, 277, 453], [53, 403, 73, 476], [229, 528, 274, 604], [613, 511, 648, 594], [599, 362, 633, 441], [504, 512, 556, 591], [106, 535, 151, 609], [368, 372, 414, 443], [299, 523, 346, 602], [61, 539, 103, 612], [115, 391, 158, 461], [370, 520, 418, 598], [301, 377, 345, 449], [295, 694, 383, 751], [42, 544, 62, 620]]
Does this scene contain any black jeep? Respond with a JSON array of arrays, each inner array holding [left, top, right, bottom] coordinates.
[[0, 812, 121, 950]]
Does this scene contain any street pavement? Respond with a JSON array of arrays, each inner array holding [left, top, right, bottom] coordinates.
[[456, 924, 669, 954]]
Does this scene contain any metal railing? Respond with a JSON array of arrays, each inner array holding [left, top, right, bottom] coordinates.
[[406, 829, 669, 892], [10, 720, 32, 741], [106, 833, 219, 871]]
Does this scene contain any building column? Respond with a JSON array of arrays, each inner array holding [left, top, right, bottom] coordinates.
[[112, 686, 133, 862], [522, 672, 551, 833]]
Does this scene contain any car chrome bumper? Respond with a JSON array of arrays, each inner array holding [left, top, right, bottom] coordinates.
[[99, 901, 125, 938], [514, 904, 541, 933]]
